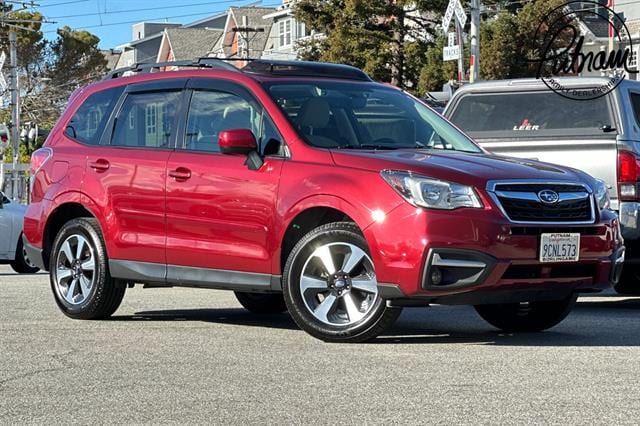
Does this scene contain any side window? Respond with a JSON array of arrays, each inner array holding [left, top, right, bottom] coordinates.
[[111, 91, 181, 148], [630, 93, 640, 127], [64, 86, 123, 145], [260, 113, 284, 156], [184, 90, 259, 153]]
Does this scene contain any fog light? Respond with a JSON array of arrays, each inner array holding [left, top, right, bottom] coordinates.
[[430, 267, 443, 286]]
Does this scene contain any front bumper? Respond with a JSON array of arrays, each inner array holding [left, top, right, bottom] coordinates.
[[364, 203, 624, 304]]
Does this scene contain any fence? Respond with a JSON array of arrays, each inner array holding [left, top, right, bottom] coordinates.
[[1, 163, 30, 204]]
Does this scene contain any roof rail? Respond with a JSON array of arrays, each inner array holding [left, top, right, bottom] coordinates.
[[243, 60, 372, 81], [103, 57, 245, 80]]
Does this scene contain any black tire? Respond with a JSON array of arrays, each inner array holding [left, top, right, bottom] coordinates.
[[10, 236, 40, 274], [475, 294, 577, 333], [234, 292, 287, 314], [613, 266, 640, 295], [283, 222, 402, 343], [49, 217, 125, 320]]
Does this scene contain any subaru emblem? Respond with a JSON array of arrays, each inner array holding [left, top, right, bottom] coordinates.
[[538, 189, 560, 204]]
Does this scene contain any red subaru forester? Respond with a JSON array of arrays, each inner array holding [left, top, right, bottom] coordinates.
[[23, 59, 624, 342]]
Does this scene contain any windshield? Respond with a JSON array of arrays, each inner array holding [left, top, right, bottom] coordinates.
[[263, 81, 482, 153]]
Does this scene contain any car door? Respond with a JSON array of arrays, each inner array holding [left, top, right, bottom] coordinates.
[[0, 194, 12, 256], [83, 80, 185, 277], [165, 78, 285, 287]]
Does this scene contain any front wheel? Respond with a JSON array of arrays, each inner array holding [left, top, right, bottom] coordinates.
[[613, 266, 640, 295], [10, 236, 40, 274], [283, 222, 401, 343], [475, 295, 577, 332], [50, 218, 125, 319]]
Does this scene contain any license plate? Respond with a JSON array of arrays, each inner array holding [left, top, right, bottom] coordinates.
[[539, 233, 580, 263]]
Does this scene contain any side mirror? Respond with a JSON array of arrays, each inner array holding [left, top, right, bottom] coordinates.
[[219, 129, 257, 155]]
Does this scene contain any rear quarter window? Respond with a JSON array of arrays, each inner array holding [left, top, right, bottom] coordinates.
[[448, 91, 615, 139], [64, 86, 124, 145]]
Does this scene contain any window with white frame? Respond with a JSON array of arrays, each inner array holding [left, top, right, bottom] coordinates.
[[279, 19, 292, 48], [629, 48, 638, 69], [296, 21, 309, 39], [146, 104, 157, 136]]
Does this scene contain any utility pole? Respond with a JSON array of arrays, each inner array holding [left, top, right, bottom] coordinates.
[[9, 30, 19, 200], [231, 15, 264, 66], [456, 19, 464, 82], [470, 0, 481, 83]]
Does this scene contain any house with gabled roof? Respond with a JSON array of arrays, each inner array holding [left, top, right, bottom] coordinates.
[[156, 28, 224, 65], [210, 6, 276, 66]]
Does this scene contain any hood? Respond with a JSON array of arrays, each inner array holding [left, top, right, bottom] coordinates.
[[330, 149, 591, 189]]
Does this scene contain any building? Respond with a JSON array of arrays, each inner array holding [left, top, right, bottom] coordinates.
[[261, 0, 315, 60], [156, 28, 224, 63], [113, 5, 279, 69], [210, 6, 276, 65]]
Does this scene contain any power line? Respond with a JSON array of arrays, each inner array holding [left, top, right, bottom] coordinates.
[[48, 0, 250, 19], [37, 0, 88, 7], [41, 1, 280, 33]]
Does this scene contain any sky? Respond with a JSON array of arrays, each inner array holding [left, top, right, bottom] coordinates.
[[35, 0, 282, 48]]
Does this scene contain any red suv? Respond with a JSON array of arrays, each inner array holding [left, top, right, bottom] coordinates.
[[23, 59, 624, 342]]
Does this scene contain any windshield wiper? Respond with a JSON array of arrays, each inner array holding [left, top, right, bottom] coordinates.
[[337, 143, 399, 150]]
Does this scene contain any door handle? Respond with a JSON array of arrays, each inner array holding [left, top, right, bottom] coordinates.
[[88, 159, 110, 172], [168, 167, 192, 181]]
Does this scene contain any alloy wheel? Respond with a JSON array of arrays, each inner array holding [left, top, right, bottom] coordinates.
[[299, 242, 379, 326], [54, 234, 96, 305]]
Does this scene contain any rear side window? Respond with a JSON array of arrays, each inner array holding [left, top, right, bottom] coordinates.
[[629, 93, 640, 127], [111, 91, 181, 148], [449, 91, 615, 139], [64, 86, 123, 145]]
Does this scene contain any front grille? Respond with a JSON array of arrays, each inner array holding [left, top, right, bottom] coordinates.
[[490, 182, 594, 224]]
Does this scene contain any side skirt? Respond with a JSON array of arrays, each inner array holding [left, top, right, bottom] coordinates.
[[109, 259, 282, 293]]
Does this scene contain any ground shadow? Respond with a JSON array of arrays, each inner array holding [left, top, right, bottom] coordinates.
[[117, 297, 640, 347], [112, 308, 299, 330]]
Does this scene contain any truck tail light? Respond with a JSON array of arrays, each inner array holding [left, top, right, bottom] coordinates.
[[30, 147, 52, 176], [617, 150, 640, 201]]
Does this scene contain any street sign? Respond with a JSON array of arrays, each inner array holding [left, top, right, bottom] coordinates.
[[443, 45, 461, 61], [442, 0, 456, 30], [448, 32, 456, 47], [0, 52, 6, 91], [454, 0, 467, 28], [442, 0, 466, 30]]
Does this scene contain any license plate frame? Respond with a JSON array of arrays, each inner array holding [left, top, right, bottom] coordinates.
[[539, 233, 580, 263]]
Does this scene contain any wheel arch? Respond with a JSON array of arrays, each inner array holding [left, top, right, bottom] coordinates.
[[277, 197, 369, 275], [42, 201, 97, 270]]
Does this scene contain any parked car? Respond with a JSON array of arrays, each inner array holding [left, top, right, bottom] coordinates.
[[444, 77, 640, 293], [0, 192, 39, 273], [23, 59, 623, 342]]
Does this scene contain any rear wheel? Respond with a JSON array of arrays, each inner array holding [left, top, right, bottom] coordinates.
[[50, 218, 125, 319], [475, 295, 577, 332], [10, 236, 40, 274], [283, 222, 401, 343], [613, 266, 640, 295], [234, 292, 287, 314]]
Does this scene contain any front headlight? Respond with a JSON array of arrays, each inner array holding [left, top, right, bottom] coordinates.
[[594, 178, 610, 210], [381, 170, 483, 210]]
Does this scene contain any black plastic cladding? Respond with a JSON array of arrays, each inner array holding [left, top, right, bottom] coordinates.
[[104, 58, 372, 82]]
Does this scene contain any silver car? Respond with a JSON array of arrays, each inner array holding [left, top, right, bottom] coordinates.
[[444, 77, 638, 293], [0, 192, 39, 273]]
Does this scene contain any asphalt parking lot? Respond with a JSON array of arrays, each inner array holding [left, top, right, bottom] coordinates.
[[2, 265, 640, 424]]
